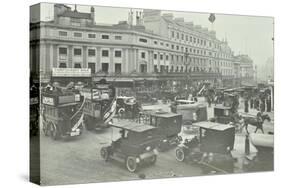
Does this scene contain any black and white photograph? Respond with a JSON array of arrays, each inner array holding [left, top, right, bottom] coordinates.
[[29, 2, 274, 186]]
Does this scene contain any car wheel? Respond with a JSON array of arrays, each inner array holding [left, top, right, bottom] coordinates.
[[50, 123, 60, 140], [126, 156, 138, 172], [149, 155, 157, 165], [175, 148, 185, 162], [100, 147, 109, 161]]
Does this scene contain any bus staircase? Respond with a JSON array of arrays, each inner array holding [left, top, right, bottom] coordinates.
[[102, 97, 117, 125], [70, 97, 86, 131]]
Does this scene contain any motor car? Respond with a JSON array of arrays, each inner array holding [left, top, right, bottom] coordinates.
[[100, 121, 161, 172], [175, 121, 236, 174], [171, 102, 208, 125], [148, 111, 183, 151]]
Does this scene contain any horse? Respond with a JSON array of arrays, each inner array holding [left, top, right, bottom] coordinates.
[[241, 114, 271, 134]]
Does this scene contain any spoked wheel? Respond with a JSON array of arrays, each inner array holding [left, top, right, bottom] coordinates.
[[100, 147, 110, 162], [50, 123, 60, 140], [175, 147, 185, 162], [149, 155, 157, 165], [126, 156, 138, 172]]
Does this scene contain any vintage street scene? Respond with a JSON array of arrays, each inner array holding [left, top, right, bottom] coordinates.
[[30, 3, 274, 186]]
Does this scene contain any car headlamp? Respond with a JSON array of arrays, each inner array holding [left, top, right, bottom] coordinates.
[[146, 146, 151, 151]]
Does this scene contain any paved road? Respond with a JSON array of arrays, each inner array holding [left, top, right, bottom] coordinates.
[[36, 98, 274, 185]]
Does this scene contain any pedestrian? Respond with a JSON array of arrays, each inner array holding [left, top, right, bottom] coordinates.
[[260, 100, 265, 113], [244, 99, 249, 113], [267, 95, 271, 112], [250, 97, 254, 109]]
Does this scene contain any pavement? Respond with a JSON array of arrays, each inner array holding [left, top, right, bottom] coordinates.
[[34, 97, 274, 185]]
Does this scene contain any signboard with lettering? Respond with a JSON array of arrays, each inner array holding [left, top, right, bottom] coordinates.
[[42, 96, 55, 106], [52, 68, 91, 77]]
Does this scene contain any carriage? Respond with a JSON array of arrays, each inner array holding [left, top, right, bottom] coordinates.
[[100, 121, 161, 172], [41, 87, 84, 140], [175, 122, 236, 174]]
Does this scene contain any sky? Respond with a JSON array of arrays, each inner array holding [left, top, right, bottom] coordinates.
[[39, 3, 274, 79]]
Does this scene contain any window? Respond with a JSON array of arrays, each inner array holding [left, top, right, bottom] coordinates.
[[139, 38, 147, 43], [171, 45, 174, 49], [101, 35, 109, 39], [166, 55, 169, 60], [166, 43, 169, 47], [176, 32, 179, 39], [154, 65, 158, 73], [201, 39, 203, 45], [193, 37, 196, 43], [115, 63, 122, 73], [176, 55, 179, 61], [204, 40, 206, 46], [197, 38, 200, 44], [115, 50, 122, 58], [115, 35, 122, 40], [88, 49, 96, 56], [190, 36, 192, 42], [59, 31, 67, 36], [74, 63, 81, 68], [88, 63, 96, 73], [176, 46, 179, 50], [102, 63, 109, 73], [141, 52, 146, 59], [154, 54, 157, 60], [181, 34, 184, 40], [140, 64, 147, 73], [160, 42, 164, 46], [171, 31, 175, 38], [74, 48, 82, 56], [102, 50, 109, 57], [171, 55, 174, 61], [160, 54, 163, 60], [154, 41, 158, 45], [59, 47, 67, 55], [74, 32, 82, 37], [59, 63, 67, 68], [186, 35, 188, 41], [88, 33, 96, 38], [160, 65, 165, 73]]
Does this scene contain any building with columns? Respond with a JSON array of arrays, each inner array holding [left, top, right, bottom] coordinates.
[[30, 4, 250, 90]]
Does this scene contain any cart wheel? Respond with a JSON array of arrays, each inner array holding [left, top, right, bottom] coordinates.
[[100, 147, 109, 161], [126, 156, 138, 172], [50, 123, 60, 140], [149, 155, 157, 165], [42, 122, 49, 136], [175, 148, 185, 162]]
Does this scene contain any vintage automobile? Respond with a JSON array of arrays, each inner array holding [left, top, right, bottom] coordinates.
[[175, 122, 236, 174], [116, 96, 140, 119], [80, 80, 116, 130], [100, 121, 161, 172], [41, 86, 84, 140], [147, 111, 183, 151], [171, 102, 208, 125], [213, 105, 235, 124], [243, 133, 273, 172]]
